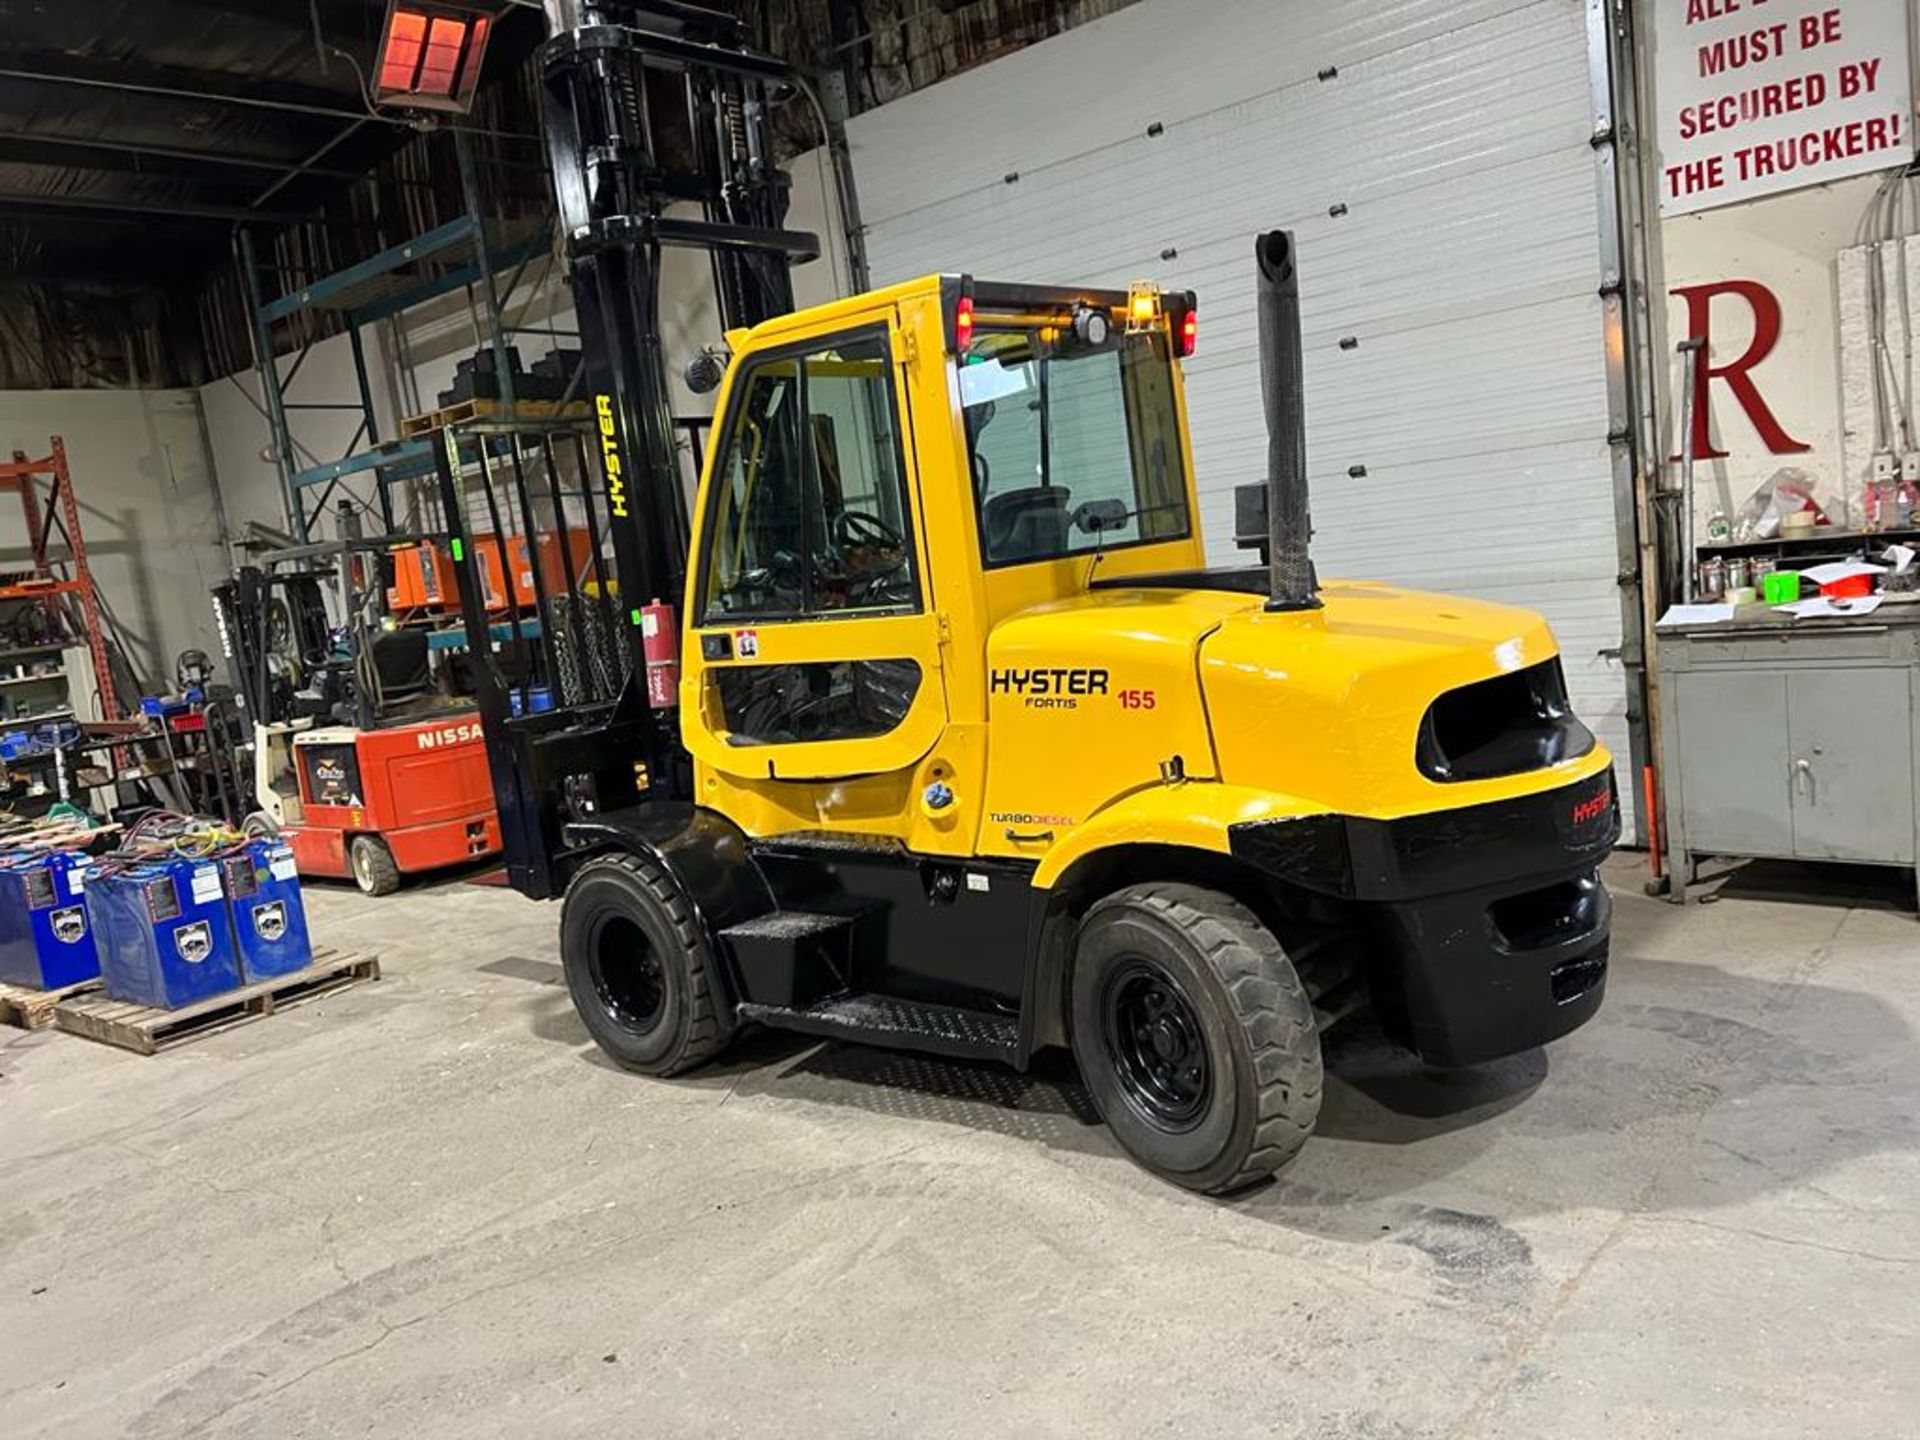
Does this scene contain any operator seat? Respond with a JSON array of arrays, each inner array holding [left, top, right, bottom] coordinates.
[[369, 628, 431, 707], [982, 486, 1072, 563]]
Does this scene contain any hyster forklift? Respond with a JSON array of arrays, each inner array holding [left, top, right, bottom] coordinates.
[[439, 1, 1618, 1192]]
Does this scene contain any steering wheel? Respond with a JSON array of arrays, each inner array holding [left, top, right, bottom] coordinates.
[[832, 508, 903, 551]]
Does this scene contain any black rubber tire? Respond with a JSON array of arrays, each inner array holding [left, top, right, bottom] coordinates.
[[559, 852, 731, 1076], [1069, 882, 1322, 1194], [348, 834, 401, 897]]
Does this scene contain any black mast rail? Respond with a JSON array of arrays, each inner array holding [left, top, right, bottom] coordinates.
[[437, 2, 816, 899]]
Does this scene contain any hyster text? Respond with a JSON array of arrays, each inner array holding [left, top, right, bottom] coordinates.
[[990, 667, 1111, 711]]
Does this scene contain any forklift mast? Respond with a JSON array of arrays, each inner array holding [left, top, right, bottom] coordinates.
[[437, 2, 819, 898]]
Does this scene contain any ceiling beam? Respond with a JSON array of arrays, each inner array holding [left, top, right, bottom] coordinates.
[[163, 0, 389, 36], [252, 118, 373, 209], [0, 49, 408, 127], [0, 133, 364, 182], [0, 193, 311, 225]]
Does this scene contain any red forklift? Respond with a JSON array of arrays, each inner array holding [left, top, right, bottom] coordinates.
[[212, 511, 508, 894]]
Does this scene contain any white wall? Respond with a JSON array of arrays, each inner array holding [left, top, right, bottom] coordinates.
[[0, 388, 228, 693], [200, 338, 374, 542], [828, 0, 1632, 795]]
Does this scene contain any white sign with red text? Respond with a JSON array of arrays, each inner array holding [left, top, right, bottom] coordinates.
[[1655, 0, 1913, 216]]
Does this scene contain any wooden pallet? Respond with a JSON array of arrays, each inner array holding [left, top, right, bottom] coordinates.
[[398, 397, 592, 438], [51, 948, 380, 1055], [0, 976, 102, 1030]]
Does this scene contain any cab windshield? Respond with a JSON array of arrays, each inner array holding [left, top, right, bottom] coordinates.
[[959, 325, 1190, 567]]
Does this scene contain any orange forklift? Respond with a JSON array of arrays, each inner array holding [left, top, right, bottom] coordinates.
[[212, 513, 514, 894]]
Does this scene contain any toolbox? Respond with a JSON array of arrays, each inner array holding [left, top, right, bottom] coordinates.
[[88, 855, 244, 1008], [0, 849, 100, 990], [220, 839, 313, 982]]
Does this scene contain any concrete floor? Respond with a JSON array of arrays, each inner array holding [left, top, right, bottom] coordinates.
[[3, 854, 1917, 1439]]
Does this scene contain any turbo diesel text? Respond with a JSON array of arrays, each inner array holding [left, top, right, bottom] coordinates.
[[990, 666, 1111, 710]]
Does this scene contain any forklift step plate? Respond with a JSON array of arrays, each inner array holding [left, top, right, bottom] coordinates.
[[737, 992, 1018, 1064]]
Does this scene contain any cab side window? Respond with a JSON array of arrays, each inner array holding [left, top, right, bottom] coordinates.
[[700, 332, 919, 622]]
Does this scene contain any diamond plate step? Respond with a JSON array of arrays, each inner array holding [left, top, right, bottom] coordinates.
[[720, 909, 852, 943], [737, 992, 1019, 1064]]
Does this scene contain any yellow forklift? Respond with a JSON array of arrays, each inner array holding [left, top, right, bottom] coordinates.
[[440, 2, 1617, 1192]]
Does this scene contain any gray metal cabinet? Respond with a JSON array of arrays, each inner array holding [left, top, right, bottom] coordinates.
[[1675, 669, 1792, 856], [1657, 617, 1920, 903], [1786, 669, 1915, 863]]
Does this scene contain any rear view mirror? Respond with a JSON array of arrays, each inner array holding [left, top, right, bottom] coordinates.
[[684, 347, 729, 395], [1072, 498, 1130, 535]]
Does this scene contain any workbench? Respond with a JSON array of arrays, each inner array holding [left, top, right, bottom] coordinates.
[[1657, 602, 1920, 905]]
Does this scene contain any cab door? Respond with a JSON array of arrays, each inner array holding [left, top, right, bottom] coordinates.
[[681, 312, 947, 800]]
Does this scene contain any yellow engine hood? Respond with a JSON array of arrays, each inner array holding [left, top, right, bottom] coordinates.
[[977, 588, 1249, 848], [1196, 578, 1606, 818]]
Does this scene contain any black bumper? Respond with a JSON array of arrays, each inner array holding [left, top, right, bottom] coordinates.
[[1230, 767, 1619, 1067]]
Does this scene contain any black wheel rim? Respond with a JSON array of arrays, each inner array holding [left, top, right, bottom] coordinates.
[[1103, 959, 1211, 1130], [590, 914, 665, 1033]]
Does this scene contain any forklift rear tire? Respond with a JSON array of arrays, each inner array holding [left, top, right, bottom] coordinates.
[[1070, 883, 1322, 1194], [349, 835, 401, 897], [559, 853, 731, 1077]]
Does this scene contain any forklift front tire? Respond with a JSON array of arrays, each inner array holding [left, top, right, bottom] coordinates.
[[559, 853, 731, 1077], [349, 835, 401, 897], [1070, 883, 1322, 1194]]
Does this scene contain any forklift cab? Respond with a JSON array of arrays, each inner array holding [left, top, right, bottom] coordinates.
[[678, 278, 1204, 860]]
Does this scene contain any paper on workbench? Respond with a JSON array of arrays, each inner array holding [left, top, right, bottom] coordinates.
[[1657, 603, 1736, 627], [1798, 560, 1888, 585], [1888, 544, 1916, 574], [1774, 595, 1885, 619]]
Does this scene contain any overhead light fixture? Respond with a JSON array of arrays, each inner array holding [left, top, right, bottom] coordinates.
[[374, 1, 500, 115]]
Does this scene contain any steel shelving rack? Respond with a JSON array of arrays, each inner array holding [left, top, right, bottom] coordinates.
[[0, 437, 118, 723], [238, 131, 554, 542]]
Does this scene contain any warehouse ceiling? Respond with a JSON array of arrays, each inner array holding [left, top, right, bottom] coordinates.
[[0, 0, 547, 290], [0, 0, 1135, 387]]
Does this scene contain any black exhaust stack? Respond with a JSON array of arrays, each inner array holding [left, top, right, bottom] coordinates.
[[1255, 229, 1321, 612]]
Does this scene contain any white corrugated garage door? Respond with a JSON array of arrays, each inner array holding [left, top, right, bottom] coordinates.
[[845, 0, 1630, 798]]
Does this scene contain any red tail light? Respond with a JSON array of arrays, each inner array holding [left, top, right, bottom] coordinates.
[[1177, 305, 1198, 358], [954, 295, 975, 355]]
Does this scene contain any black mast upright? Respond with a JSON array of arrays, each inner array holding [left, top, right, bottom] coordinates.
[[445, 2, 820, 898], [542, 1, 817, 785]]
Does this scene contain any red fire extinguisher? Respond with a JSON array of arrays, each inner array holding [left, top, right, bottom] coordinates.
[[640, 599, 679, 709]]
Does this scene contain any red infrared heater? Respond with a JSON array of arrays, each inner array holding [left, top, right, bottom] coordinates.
[[374, 2, 500, 114]]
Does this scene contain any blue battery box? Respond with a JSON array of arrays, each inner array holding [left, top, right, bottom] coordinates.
[[220, 839, 313, 981], [0, 850, 100, 990], [88, 855, 244, 1008]]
